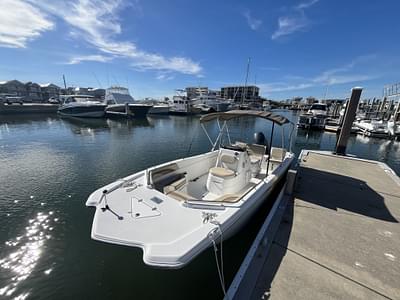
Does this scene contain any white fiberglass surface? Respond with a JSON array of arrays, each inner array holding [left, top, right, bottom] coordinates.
[[91, 148, 292, 249], [92, 183, 205, 244]]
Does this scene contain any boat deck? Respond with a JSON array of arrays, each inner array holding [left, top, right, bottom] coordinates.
[[227, 150, 400, 300]]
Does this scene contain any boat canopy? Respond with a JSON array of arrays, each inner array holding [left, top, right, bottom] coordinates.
[[199, 110, 290, 126]]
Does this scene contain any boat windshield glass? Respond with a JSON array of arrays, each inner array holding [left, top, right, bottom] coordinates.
[[310, 104, 326, 110], [74, 97, 96, 102]]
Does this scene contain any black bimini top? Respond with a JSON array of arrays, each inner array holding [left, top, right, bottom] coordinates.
[[199, 110, 290, 126]]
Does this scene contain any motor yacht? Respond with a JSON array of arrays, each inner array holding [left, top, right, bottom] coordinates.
[[58, 95, 106, 118], [105, 86, 152, 118]]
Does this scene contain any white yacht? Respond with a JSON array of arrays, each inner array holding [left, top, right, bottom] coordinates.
[[105, 86, 152, 118], [86, 110, 295, 268], [169, 95, 202, 115], [58, 95, 106, 118], [308, 103, 328, 116], [297, 103, 328, 130], [148, 102, 171, 115], [354, 119, 390, 137], [192, 94, 232, 113]]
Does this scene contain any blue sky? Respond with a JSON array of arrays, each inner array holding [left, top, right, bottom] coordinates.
[[0, 0, 399, 100]]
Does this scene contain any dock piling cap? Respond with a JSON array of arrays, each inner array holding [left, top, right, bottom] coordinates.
[[352, 87, 363, 91]]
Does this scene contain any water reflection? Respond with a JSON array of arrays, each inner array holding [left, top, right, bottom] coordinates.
[[0, 212, 56, 299], [0, 114, 58, 126], [61, 117, 110, 136], [295, 129, 324, 148], [60, 116, 154, 136], [107, 118, 152, 129]]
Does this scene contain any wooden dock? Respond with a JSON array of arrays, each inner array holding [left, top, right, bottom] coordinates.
[[226, 150, 400, 300]]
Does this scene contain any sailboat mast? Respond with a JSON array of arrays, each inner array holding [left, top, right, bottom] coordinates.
[[63, 74, 67, 90], [242, 57, 251, 105]]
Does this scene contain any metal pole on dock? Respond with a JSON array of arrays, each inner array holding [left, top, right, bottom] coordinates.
[[394, 101, 400, 122], [335, 87, 363, 155]]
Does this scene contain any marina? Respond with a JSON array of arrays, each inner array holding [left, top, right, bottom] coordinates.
[[2, 1, 400, 298], [0, 110, 399, 299]]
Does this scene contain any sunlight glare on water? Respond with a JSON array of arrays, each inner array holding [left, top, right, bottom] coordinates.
[[0, 211, 56, 299]]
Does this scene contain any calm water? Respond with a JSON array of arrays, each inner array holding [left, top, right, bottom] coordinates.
[[0, 111, 399, 300]]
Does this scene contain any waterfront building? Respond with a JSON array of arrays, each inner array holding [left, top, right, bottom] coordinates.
[[60, 86, 105, 100], [25, 82, 42, 102], [321, 98, 346, 106], [87, 88, 106, 100], [185, 87, 208, 99], [60, 87, 76, 95], [0, 80, 27, 97], [220, 85, 259, 102], [304, 97, 315, 104], [40, 83, 61, 101]]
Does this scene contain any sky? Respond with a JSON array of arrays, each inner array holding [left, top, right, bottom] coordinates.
[[0, 0, 399, 100]]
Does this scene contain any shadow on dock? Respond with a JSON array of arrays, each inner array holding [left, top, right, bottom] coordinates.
[[295, 167, 398, 223], [253, 166, 398, 299]]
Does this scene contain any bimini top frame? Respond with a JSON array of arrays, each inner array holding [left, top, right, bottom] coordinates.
[[199, 110, 295, 174], [199, 110, 290, 126]]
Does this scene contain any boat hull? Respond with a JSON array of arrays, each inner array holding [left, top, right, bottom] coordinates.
[[169, 104, 202, 116], [105, 104, 152, 118], [58, 105, 106, 118], [148, 105, 170, 115]]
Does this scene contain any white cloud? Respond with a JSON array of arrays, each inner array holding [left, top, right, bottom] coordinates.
[[260, 55, 377, 93], [0, 0, 54, 48], [260, 82, 314, 93], [296, 0, 319, 10], [67, 54, 113, 64], [271, 0, 319, 40], [272, 15, 308, 40], [243, 11, 262, 31], [156, 72, 175, 81], [27, 0, 202, 75]]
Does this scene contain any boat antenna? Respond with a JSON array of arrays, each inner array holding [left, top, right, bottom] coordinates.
[[253, 74, 257, 99], [92, 72, 103, 88], [323, 84, 329, 101], [242, 57, 251, 105]]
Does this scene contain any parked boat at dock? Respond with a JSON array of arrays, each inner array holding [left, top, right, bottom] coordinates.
[[58, 95, 106, 118], [191, 94, 231, 112], [297, 103, 328, 130], [86, 110, 295, 268], [105, 86, 152, 118], [354, 119, 390, 137], [148, 103, 171, 115], [169, 95, 202, 115]]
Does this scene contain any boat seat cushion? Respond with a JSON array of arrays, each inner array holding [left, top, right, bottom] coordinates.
[[213, 193, 240, 203], [209, 167, 235, 178], [152, 172, 185, 192], [163, 177, 186, 194], [220, 155, 236, 164], [168, 190, 196, 202], [150, 163, 179, 182], [247, 144, 267, 159], [270, 147, 286, 163]]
